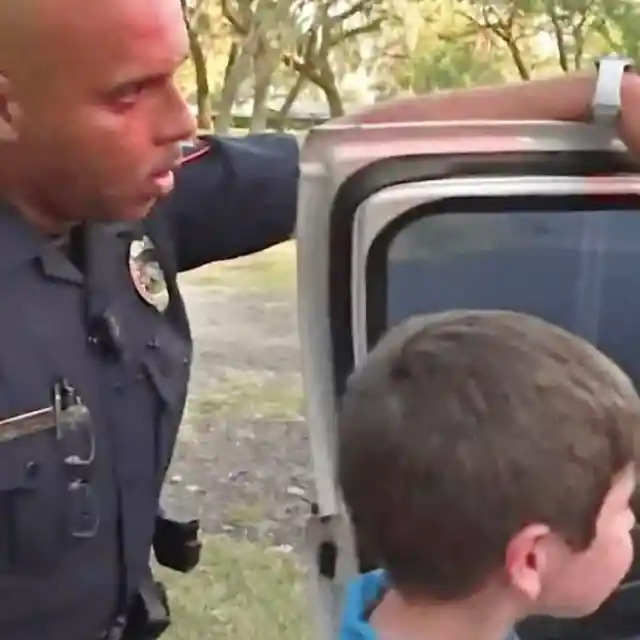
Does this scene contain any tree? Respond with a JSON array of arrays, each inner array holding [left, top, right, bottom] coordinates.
[[218, 0, 307, 132], [180, 0, 235, 129], [180, 0, 640, 133], [367, 0, 511, 96], [594, 0, 640, 63], [282, 0, 386, 116], [180, 0, 213, 129], [219, 0, 386, 121], [450, 0, 640, 80], [453, 0, 541, 80]]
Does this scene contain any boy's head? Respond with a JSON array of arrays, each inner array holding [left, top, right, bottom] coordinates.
[[338, 310, 640, 619]]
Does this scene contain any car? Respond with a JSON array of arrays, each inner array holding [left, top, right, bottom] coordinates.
[[295, 119, 640, 640]]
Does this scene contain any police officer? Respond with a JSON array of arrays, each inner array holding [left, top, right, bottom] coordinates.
[[0, 0, 639, 639], [0, 1, 298, 639]]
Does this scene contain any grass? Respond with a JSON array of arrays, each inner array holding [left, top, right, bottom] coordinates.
[[158, 535, 312, 640], [164, 240, 310, 638], [224, 500, 268, 528], [179, 241, 296, 294], [187, 370, 303, 426]]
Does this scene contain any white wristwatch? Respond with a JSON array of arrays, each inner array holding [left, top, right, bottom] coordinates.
[[591, 54, 634, 126]]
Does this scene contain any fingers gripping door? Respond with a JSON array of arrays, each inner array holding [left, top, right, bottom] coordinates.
[[296, 121, 640, 640]]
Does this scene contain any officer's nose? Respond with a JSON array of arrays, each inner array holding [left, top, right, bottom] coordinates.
[[157, 85, 197, 145]]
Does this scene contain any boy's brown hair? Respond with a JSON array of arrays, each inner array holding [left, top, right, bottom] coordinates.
[[337, 310, 640, 601]]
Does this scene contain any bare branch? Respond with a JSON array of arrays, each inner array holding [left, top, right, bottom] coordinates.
[[331, 18, 383, 46], [220, 0, 248, 33], [545, 0, 568, 71], [332, 0, 372, 24]]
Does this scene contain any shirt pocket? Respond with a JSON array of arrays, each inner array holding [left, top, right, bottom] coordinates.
[[0, 424, 69, 575]]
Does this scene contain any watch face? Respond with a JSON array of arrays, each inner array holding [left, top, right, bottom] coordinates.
[[592, 55, 632, 123], [596, 54, 633, 70], [609, 55, 633, 67]]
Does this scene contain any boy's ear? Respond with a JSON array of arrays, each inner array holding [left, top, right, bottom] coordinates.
[[504, 523, 551, 602], [0, 74, 20, 142]]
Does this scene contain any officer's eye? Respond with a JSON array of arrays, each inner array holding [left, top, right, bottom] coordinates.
[[110, 82, 146, 105], [107, 76, 160, 108], [105, 72, 174, 111]]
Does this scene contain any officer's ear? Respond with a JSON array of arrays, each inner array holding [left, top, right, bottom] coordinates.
[[0, 73, 20, 142]]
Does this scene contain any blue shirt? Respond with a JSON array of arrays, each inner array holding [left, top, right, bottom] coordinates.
[[339, 570, 521, 640], [339, 570, 388, 638]]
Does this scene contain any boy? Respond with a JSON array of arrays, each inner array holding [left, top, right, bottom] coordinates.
[[337, 310, 640, 640]]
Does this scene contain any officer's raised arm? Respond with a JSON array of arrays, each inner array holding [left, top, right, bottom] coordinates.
[[159, 62, 640, 277], [159, 133, 299, 273], [334, 65, 640, 153]]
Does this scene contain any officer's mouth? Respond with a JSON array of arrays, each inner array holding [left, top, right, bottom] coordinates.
[[145, 153, 181, 199], [148, 169, 175, 197]]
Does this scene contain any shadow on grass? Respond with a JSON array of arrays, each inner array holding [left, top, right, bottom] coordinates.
[[157, 534, 312, 640]]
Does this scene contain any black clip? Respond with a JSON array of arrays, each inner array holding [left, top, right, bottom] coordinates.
[[153, 513, 202, 573]]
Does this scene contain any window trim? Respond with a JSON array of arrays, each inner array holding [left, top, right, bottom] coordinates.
[[328, 149, 638, 398], [363, 193, 640, 352]]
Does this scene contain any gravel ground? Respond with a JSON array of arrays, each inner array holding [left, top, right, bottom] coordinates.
[[160, 251, 315, 550]]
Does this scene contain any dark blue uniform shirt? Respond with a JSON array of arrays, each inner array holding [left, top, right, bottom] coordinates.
[[0, 133, 299, 640]]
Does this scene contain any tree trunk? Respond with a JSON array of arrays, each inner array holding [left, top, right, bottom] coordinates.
[[251, 76, 272, 132], [274, 74, 306, 130], [223, 42, 239, 86], [216, 42, 253, 134], [250, 40, 276, 132], [500, 37, 531, 80], [548, 6, 569, 72], [323, 83, 344, 117], [192, 49, 211, 129], [181, 0, 211, 130], [318, 66, 344, 117]]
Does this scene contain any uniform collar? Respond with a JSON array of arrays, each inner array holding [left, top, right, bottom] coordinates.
[[0, 198, 47, 275], [0, 199, 138, 283], [0, 198, 83, 283]]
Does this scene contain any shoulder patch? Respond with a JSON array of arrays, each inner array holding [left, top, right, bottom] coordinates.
[[179, 138, 211, 165]]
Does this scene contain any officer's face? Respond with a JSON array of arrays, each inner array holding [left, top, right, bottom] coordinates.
[[0, 0, 196, 226]]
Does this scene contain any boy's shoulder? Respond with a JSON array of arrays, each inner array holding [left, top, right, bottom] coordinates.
[[337, 570, 523, 640], [338, 570, 387, 639]]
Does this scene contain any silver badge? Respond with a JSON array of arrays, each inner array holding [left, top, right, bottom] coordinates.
[[128, 236, 169, 312]]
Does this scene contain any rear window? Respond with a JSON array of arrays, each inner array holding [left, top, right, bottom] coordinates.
[[365, 201, 640, 385]]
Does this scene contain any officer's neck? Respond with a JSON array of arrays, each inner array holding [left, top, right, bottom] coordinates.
[[1, 187, 76, 238], [0, 154, 77, 236]]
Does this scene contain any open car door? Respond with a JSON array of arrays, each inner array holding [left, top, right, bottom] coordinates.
[[296, 120, 640, 640]]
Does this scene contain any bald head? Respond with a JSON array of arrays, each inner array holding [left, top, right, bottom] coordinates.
[[0, 0, 82, 65], [0, 0, 194, 231], [0, 0, 33, 64], [1, 0, 186, 77]]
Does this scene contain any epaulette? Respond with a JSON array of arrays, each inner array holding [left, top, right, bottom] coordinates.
[[179, 137, 211, 165]]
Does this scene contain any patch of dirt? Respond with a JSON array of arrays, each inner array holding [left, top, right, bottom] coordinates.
[[160, 281, 315, 550]]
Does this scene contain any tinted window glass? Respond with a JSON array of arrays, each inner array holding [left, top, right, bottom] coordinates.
[[385, 210, 640, 384]]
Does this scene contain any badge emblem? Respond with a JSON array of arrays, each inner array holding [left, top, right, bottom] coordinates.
[[128, 236, 169, 312]]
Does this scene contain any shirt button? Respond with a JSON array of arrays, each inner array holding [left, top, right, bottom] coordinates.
[[25, 461, 40, 479]]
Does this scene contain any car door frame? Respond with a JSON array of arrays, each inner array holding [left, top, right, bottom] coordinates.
[[295, 120, 639, 639]]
